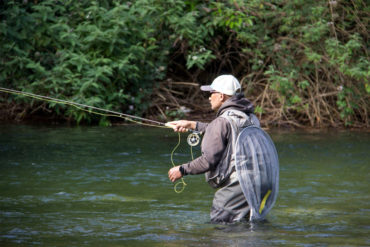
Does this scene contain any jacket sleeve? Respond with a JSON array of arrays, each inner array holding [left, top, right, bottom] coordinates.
[[182, 117, 230, 175], [195, 121, 208, 133]]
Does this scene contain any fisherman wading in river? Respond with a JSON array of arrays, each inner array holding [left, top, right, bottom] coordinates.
[[167, 75, 279, 224]]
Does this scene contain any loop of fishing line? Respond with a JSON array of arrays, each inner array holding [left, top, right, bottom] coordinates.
[[170, 132, 186, 193], [0, 87, 199, 193]]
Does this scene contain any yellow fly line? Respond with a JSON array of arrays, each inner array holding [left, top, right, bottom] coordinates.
[[0, 87, 191, 193]]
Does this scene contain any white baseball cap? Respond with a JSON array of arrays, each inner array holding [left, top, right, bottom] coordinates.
[[200, 75, 241, 95]]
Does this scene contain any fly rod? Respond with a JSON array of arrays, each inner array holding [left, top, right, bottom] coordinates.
[[0, 87, 166, 127]]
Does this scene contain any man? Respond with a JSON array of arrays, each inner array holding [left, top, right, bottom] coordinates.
[[167, 74, 262, 223]]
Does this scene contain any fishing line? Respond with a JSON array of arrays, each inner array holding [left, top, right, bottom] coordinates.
[[170, 132, 187, 193], [0, 87, 166, 127], [0, 87, 200, 193]]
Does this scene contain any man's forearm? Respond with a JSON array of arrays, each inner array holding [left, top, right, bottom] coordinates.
[[182, 156, 211, 175]]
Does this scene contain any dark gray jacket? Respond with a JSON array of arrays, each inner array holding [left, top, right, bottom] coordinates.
[[182, 94, 256, 181]]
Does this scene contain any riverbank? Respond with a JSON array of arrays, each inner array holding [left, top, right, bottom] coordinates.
[[1, 103, 369, 132], [1, 84, 369, 130]]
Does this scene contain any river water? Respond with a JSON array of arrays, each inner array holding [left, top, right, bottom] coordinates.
[[0, 124, 369, 246]]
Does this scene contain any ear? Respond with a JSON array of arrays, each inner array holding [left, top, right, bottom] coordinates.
[[220, 94, 228, 102]]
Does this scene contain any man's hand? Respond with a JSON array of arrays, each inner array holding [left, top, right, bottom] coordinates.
[[168, 165, 183, 182], [165, 120, 196, 132]]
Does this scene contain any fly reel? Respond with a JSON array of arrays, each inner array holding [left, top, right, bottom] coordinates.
[[187, 132, 200, 146]]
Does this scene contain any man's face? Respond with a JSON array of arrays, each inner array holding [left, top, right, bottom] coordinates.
[[209, 91, 223, 111]]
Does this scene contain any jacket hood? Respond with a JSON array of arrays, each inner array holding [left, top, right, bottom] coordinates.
[[217, 93, 254, 117]]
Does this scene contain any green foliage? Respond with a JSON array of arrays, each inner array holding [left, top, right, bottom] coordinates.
[[0, 0, 211, 124], [177, 0, 368, 127], [0, 0, 368, 127]]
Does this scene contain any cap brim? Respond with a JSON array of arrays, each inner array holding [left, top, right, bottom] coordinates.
[[200, 85, 213, 92]]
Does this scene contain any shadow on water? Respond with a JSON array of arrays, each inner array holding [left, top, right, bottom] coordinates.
[[0, 124, 369, 246]]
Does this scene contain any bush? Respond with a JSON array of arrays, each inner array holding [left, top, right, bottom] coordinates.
[[1, 0, 368, 127], [166, 0, 369, 127], [0, 0, 208, 124]]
